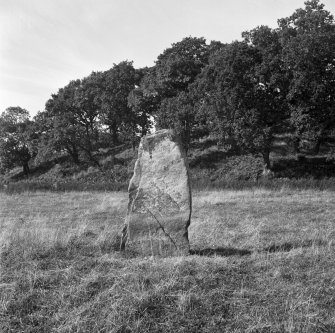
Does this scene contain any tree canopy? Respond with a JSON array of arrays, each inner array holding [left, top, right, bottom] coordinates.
[[278, 0, 335, 151]]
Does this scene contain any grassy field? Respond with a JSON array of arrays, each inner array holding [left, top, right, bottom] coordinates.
[[1, 189, 335, 332]]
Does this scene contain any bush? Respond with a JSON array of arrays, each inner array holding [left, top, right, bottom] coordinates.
[[215, 155, 265, 181], [190, 154, 265, 188]]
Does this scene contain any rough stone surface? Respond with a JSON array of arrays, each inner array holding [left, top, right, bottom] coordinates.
[[120, 129, 191, 256]]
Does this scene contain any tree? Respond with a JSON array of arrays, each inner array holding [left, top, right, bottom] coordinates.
[[74, 72, 103, 164], [0, 107, 33, 175], [127, 66, 161, 137], [242, 25, 290, 163], [99, 61, 138, 145], [30, 110, 57, 164], [278, 0, 335, 153], [133, 37, 211, 146], [43, 77, 101, 165], [39, 61, 153, 165], [156, 92, 196, 150], [154, 37, 209, 97], [43, 80, 82, 164], [194, 39, 287, 167], [127, 84, 157, 136]]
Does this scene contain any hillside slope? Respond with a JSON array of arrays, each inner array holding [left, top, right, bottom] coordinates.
[[1, 137, 335, 192]]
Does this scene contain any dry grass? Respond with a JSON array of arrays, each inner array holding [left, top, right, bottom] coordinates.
[[190, 189, 335, 252], [0, 191, 127, 250], [1, 189, 335, 332]]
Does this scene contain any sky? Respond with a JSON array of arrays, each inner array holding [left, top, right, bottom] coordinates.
[[1, 0, 335, 117]]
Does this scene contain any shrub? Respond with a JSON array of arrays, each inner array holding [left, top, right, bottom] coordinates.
[[215, 155, 265, 181]]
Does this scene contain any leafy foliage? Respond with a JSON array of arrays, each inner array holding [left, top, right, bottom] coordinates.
[[38, 62, 145, 165], [154, 36, 209, 96], [135, 37, 212, 149], [0, 107, 33, 175], [193, 40, 287, 166], [99, 61, 142, 145], [278, 0, 335, 152]]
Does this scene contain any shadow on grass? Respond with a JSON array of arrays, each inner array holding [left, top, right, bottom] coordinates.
[[272, 155, 335, 179], [264, 239, 328, 253], [188, 150, 227, 169], [190, 247, 251, 257]]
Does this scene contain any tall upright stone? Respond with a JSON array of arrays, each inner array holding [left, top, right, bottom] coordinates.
[[120, 129, 191, 256]]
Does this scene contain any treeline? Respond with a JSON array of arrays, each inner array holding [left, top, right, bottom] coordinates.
[[1, 0, 335, 175]]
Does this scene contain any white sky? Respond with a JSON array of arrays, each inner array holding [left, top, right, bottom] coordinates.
[[1, 0, 335, 117]]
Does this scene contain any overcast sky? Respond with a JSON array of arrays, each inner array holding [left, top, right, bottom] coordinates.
[[1, 0, 335, 117]]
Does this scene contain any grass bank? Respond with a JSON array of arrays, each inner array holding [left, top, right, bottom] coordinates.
[[1, 189, 335, 332]]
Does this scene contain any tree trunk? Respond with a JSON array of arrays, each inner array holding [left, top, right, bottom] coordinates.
[[109, 123, 119, 146], [79, 144, 101, 168], [313, 137, 323, 155], [23, 163, 30, 177], [262, 150, 271, 170], [112, 130, 118, 146], [87, 151, 101, 168], [66, 146, 80, 164], [293, 136, 300, 154]]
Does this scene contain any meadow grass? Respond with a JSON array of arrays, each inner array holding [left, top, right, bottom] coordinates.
[[1, 189, 335, 332]]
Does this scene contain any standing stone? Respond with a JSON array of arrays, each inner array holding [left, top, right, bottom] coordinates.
[[120, 129, 191, 256]]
